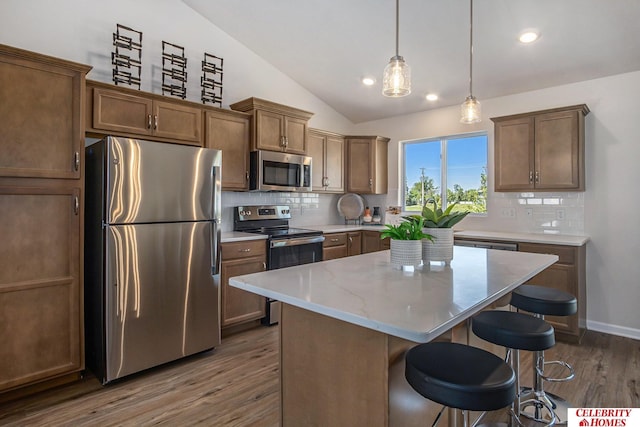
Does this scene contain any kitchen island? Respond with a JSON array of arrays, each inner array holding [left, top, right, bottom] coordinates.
[[230, 246, 558, 426]]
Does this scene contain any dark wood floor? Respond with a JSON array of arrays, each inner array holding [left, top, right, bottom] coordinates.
[[0, 327, 637, 426]]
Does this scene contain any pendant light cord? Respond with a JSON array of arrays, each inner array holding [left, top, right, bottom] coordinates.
[[468, 0, 474, 96], [395, 0, 400, 57]]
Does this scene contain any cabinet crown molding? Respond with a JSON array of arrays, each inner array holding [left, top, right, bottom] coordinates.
[[230, 97, 314, 120], [491, 104, 589, 123]]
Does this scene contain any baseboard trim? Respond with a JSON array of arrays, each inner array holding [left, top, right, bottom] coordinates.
[[587, 320, 640, 341]]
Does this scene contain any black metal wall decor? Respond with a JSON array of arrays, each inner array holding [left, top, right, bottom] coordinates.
[[161, 41, 187, 99], [112, 24, 142, 89], [201, 53, 224, 107]]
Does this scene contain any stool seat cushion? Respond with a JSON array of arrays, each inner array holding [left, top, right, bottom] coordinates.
[[472, 310, 555, 351], [511, 284, 577, 316], [405, 342, 516, 411]]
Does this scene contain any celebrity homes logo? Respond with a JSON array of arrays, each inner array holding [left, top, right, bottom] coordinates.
[[568, 408, 639, 426]]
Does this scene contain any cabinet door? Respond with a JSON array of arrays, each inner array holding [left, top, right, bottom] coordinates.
[[347, 232, 362, 256], [284, 116, 307, 154], [494, 117, 535, 191], [325, 135, 345, 193], [205, 110, 250, 190], [535, 110, 581, 190], [153, 100, 202, 145], [525, 263, 577, 335], [347, 139, 373, 193], [308, 131, 326, 192], [361, 231, 381, 254], [255, 110, 285, 151], [0, 185, 81, 391], [0, 54, 85, 179], [221, 256, 267, 327], [92, 87, 153, 137], [323, 246, 348, 261]]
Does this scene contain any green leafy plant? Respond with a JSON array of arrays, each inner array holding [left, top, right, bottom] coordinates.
[[405, 198, 470, 228], [380, 217, 433, 241]]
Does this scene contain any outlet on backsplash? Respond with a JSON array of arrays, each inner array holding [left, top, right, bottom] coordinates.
[[501, 208, 516, 218], [556, 209, 565, 220], [525, 208, 533, 218]]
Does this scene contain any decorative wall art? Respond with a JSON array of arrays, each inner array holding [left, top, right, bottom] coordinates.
[[112, 24, 142, 89], [201, 52, 224, 107], [161, 41, 187, 99]]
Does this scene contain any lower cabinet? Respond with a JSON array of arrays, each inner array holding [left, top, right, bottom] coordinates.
[[220, 240, 267, 329], [347, 232, 362, 256], [519, 242, 586, 343], [362, 230, 389, 253], [0, 183, 82, 392], [323, 233, 348, 261]]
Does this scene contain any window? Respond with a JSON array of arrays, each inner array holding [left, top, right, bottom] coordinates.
[[402, 132, 487, 214]]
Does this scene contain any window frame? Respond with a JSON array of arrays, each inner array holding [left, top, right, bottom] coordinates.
[[400, 131, 488, 214]]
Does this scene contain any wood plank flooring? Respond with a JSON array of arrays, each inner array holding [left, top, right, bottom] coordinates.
[[0, 327, 637, 426]]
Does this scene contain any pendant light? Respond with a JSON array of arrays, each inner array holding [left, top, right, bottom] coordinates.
[[382, 0, 411, 97], [460, 0, 481, 123]]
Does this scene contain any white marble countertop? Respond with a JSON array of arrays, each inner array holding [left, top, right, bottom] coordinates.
[[453, 230, 589, 246], [221, 231, 268, 243], [230, 246, 558, 343]]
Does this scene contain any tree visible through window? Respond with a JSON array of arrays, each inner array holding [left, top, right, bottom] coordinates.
[[402, 133, 487, 214]]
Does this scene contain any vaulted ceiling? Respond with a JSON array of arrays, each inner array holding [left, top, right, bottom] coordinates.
[[184, 0, 640, 123]]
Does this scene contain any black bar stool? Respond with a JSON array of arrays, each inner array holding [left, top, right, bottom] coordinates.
[[405, 341, 516, 427], [472, 310, 557, 426], [510, 285, 577, 425]]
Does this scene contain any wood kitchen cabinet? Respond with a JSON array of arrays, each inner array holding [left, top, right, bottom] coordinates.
[[362, 230, 389, 253], [345, 135, 390, 194], [492, 105, 589, 191], [308, 128, 345, 193], [347, 232, 362, 256], [519, 242, 586, 343], [205, 109, 251, 190], [86, 80, 203, 146], [220, 240, 267, 329], [230, 97, 313, 155], [0, 44, 90, 393], [323, 233, 348, 260]]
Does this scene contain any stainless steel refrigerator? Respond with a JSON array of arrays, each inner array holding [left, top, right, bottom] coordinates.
[[84, 136, 222, 384]]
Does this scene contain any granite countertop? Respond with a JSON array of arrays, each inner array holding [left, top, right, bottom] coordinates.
[[230, 246, 558, 343]]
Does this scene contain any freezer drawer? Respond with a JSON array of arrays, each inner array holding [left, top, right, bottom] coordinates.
[[103, 221, 219, 383]]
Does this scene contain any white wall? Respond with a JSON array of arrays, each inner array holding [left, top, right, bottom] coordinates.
[[2, 1, 638, 337], [352, 71, 640, 338]]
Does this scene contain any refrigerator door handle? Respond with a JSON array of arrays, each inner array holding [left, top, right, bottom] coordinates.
[[211, 165, 222, 276]]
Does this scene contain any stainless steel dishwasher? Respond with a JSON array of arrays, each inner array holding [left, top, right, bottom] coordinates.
[[455, 239, 518, 251]]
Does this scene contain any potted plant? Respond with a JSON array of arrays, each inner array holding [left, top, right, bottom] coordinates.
[[380, 217, 433, 268], [405, 199, 470, 264]]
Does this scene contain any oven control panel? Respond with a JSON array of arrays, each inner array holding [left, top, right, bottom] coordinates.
[[235, 205, 291, 221]]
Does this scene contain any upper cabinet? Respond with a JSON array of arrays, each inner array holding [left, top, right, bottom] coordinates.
[[86, 80, 203, 146], [205, 109, 251, 191], [345, 135, 390, 194], [230, 97, 313, 155], [492, 104, 589, 192], [308, 128, 344, 193], [0, 45, 90, 179]]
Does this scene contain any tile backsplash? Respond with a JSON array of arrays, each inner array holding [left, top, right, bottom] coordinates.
[[488, 191, 585, 235]]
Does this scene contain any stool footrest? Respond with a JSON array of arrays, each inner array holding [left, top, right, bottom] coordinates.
[[520, 396, 557, 426], [537, 360, 575, 383]]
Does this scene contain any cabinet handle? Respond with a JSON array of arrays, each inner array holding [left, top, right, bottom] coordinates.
[[74, 196, 79, 215], [245, 171, 249, 181], [529, 171, 534, 183], [280, 136, 285, 148], [147, 114, 152, 129], [263, 262, 267, 270], [325, 177, 330, 187], [330, 238, 340, 242], [348, 236, 353, 244], [239, 248, 251, 252], [285, 136, 289, 147], [369, 178, 373, 188], [74, 152, 80, 171], [535, 170, 540, 183], [153, 115, 158, 130]]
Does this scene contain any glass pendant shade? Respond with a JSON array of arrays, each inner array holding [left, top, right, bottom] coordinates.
[[383, 55, 411, 97], [460, 95, 481, 124]]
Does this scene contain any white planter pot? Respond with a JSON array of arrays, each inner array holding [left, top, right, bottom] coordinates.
[[422, 228, 454, 264], [390, 239, 422, 268]]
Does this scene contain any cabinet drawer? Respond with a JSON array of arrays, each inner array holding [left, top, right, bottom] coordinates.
[[519, 243, 575, 264], [221, 240, 266, 261], [323, 233, 347, 248]]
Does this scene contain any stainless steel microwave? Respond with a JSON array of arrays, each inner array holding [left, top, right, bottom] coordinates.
[[249, 150, 312, 192]]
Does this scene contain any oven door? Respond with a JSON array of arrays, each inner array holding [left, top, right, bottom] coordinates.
[[268, 235, 324, 270]]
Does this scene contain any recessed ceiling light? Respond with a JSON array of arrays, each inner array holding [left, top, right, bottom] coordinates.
[[362, 77, 376, 86], [519, 31, 540, 44], [425, 94, 438, 101]]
